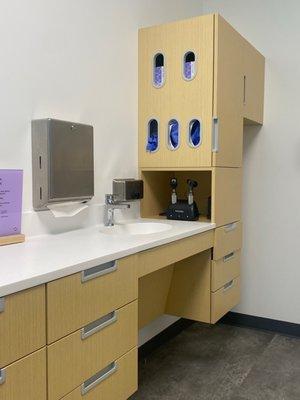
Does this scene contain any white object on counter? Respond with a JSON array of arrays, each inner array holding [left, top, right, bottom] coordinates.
[[47, 201, 88, 217], [0, 219, 215, 297]]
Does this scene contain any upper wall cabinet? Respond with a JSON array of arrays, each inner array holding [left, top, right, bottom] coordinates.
[[138, 14, 265, 169]]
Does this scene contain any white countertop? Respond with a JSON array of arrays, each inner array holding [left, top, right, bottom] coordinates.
[[0, 219, 215, 297]]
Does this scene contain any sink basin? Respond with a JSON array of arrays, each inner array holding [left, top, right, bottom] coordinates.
[[100, 222, 173, 236]]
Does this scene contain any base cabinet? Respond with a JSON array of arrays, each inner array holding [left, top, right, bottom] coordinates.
[[60, 348, 138, 400], [0, 348, 46, 400]]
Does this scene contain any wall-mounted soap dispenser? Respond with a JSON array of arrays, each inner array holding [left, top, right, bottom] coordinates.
[[32, 118, 94, 211]]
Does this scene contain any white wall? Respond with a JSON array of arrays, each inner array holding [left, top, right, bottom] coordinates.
[[0, 0, 203, 236], [202, 0, 300, 324]]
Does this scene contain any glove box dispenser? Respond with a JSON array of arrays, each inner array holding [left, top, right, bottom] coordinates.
[[32, 118, 94, 211]]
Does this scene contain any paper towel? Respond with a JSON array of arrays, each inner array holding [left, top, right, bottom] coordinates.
[[47, 201, 88, 218]]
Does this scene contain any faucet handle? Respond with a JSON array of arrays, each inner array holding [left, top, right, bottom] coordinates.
[[105, 194, 115, 205]]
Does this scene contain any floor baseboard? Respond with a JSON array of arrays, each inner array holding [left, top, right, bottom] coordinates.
[[220, 312, 300, 337]]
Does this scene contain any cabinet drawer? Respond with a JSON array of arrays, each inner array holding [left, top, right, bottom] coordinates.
[[0, 348, 46, 400], [211, 277, 240, 323], [211, 250, 241, 292], [48, 301, 138, 400], [0, 285, 46, 367], [61, 348, 138, 400], [47, 255, 138, 343], [213, 221, 242, 260], [138, 230, 214, 278]]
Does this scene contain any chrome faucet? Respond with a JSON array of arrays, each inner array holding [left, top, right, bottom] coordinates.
[[105, 194, 130, 226]]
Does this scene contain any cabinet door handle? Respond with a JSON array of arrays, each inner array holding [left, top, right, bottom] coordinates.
[[243, 75, 247, 105], [223, 252, 235, 262], [81, 311, 117, 340], [224, 222, 237, 232], [81, 362, 117, 396], [0, 369, 6, 385], [0, 298, 5, 313], [223, 280, 234, 292], [81, 260, 117, 283], [212, 117, 219, 152]]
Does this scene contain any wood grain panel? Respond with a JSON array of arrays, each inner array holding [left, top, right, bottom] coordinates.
[[139, 15, 214, 168], [211, 250, 241, 292], [166, 250, 211, 323], [47, 255, 138, 343], [211, 276, 241, 323], [213, 220, 242, 260], [138, 265, 174, 329], [0, 348, 46, 400], [138, 230, 214, 278], [212, 167, 242, 227], [60, 348, 138, 400], [47, 301, 137, 400], [0, 285, 46, 368]]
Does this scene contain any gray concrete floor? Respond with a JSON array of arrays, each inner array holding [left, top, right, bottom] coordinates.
[[131, 323, 300, 400]]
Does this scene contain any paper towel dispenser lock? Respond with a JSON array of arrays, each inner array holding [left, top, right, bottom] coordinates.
[[32, 118, 94, 211]]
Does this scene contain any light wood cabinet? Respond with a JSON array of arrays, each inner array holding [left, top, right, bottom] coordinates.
[[47, 255, 138, 343], [0, 285, 46, 368], [211, 276, 241, 323], [213, 221, 242, 260], [139, 14, 265, 169], [47, 301, 137, 400], [166, 250, 211, 323], [211, 250, 241, 292], [60, 348, 138, 400], [0, 348, 46, 400], [138, 230, 214, 277], [139, 14, 214, 169]]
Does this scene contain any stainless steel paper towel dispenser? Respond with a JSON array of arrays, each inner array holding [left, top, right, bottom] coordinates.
[[32, 118, 94, 210]]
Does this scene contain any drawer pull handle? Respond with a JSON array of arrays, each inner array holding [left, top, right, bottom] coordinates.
[[223, 252, 235, 262], [212, 117, 219, 153], [81, 361, 117, 396], [223, 280, 234, 292], [0, 369, 6, 385], [81, 311, 118, 340], [0, 298, 5, 313], [81, 260, 117, 283], [224, 222, 237, 232]]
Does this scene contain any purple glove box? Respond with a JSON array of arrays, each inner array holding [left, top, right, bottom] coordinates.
[[0, 170, 23, 236]]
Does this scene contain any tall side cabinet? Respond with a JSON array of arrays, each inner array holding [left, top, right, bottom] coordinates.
[[138, 14, 265, 324]]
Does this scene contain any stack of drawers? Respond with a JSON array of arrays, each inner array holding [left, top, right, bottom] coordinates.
[[211, 222, 243, 323], [0, 285, 47, 400], [0, 255, 138, 400], [46, 255, 138, 400]]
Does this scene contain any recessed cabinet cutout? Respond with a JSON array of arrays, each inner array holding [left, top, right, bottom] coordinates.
[[146, 119, 159, 152], [168, 119, 179, 150], [153, 53, 165, 87], [189, 119, 201, 147], [183, 51, 196, 80]]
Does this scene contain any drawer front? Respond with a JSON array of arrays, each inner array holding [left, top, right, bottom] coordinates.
[[213, 221, 242, 260], [47, 255, 138, 343], [211, 250, 241, 292], [48, 301, 138, 400], [0, 285, 46, 367], [138, 230, 214, 278], [0, 348, 46, 400], [61, 348, 138, 400], [211, 277, 241, 324]]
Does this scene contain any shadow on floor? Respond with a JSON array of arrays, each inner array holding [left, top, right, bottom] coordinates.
[[131, 323, 300, 400]]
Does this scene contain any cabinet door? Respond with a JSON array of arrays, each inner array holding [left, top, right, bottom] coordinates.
[[0, 285, 46, 367], [213, 15, 244, 167], [243, 39, 265, 124], [139, 15, 214, 168], [0, 348, 46, 400]]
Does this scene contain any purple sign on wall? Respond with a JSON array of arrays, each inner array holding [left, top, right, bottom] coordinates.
[[0, 170, 23, 236]]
